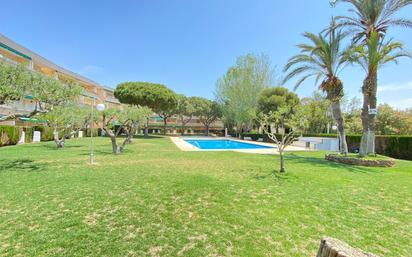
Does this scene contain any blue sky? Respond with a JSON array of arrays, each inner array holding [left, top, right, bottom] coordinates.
[[1, 0, 412, 108]]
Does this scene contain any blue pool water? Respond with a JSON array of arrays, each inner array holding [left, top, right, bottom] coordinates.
[[185, 139, 274, 150]]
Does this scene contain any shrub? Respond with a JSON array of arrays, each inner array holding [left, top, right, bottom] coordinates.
[[347, 135, 412, 161], [0, 126, 20, 146], [82, 128, 100, 137], [24, 127, 34, 143], [240, 133, 289, 142]]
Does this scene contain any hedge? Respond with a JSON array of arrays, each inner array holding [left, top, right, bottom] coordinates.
[[24, 127, 34, 143], [240, 133, 294, 142], [240, 133, 412, 161], [346, 135, 412, 161], [0, 126, 20, 146], [82, 128, 100, 137]]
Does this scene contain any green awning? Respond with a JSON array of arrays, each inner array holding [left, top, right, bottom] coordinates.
[[23, 95, 33, 100], [0, 42, 32, 61], [19, 117, 46, 123]]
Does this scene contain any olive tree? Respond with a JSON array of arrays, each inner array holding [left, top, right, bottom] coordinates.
[[0, 63, 82, 120], [0, 63, 30, 105], [114, 82, 177, 135], [102, 105, 152, 154], [39, 105, 91, 148]]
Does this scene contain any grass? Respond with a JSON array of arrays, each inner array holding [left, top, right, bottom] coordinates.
[[0, 136, 411, 257]]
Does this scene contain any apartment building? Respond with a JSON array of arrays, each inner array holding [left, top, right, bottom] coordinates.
[[0, 33, 120, 125], [0, 33, 223, 133]]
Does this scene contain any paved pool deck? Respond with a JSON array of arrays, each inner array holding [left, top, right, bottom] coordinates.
[[170, 136, 311, 155]]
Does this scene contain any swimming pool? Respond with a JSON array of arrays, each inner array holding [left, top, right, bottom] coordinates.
[[185, 139, 274, 150]]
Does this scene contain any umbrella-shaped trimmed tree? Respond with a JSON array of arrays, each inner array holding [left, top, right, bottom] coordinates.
[[114, 82, 178, 135]]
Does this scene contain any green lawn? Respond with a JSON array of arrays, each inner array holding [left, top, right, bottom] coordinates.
[[0, 137, 411, 257]]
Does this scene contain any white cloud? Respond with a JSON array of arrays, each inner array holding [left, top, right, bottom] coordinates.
[[378, 81, 412, 92], [380, 97, 412, 110], [79, 65, 102, 75]]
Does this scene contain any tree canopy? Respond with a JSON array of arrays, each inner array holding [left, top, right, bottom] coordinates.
[[258, 87, 300, 115], [191, 97, 222, 135], [114, 82, 177, 134], [215, 54, 275, 131], [0, 63, 82, 120], [114, 82, 177, 114]]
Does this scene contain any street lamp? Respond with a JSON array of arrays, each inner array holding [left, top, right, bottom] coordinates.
[[90, 100, 106, 165], [332, 125, 339, 152]]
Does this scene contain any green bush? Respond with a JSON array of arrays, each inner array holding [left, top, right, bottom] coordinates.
[[240, 133, 292, 142], [82, 128, 100, 137], [302, 133, 338, 138], [0, 126, 20, 146], [24, 127, 34, 143], [347, 135, 412, 161]]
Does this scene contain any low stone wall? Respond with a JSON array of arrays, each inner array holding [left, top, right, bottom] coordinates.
[[325, 154, 395, 167], [317, 237, 379, 257]]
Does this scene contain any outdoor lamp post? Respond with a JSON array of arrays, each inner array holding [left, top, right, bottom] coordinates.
[[332, 125, 339, 152], [90, 101, 106, 165]]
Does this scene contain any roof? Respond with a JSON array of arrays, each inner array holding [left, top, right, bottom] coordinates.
[[0, 33, 114, 92]]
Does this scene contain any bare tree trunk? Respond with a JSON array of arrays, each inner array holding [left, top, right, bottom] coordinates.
[[163, 117, 167, 135], [180, 117, 185, 136], [330, 100, 348, 155], [125, 125, 136, 144], [110, 136, 122, 154], [53, 128, 66, 148], [205, 125, 210, 136], [144, 125, 148, 138], [279, 150, 285, 173], [360, 72, 377, 157]]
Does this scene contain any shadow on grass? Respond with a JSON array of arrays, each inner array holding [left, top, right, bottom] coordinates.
[[0, 159, 45, 172], [286, 153, 382, 173], [34, 144, 83, 150], [252, 165, 296, 181], [133, 135, 164, 139]]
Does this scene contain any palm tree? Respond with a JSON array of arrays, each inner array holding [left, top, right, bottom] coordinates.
[[346, 32, 411, 155], [283, 26, 349, 155], [333, 0, 412, 156]]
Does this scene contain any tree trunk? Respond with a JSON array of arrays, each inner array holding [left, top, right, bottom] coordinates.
[[144, 125, 148, 137], [205, 125, 210, 136], [126, 126, 135, 144], [360, 72, 377, 157], [279, 151, 285, 173], [180, 117, 185, 136], [53, 128, 65, 148], [163, 117, 167, 135], [330, 100, 348, 155], [110, 136, 122, 154]]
